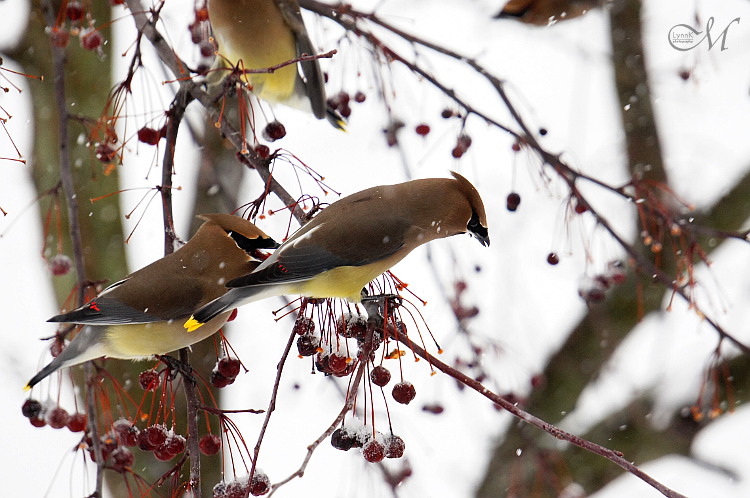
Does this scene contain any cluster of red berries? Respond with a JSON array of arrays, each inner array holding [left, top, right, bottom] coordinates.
[[295, 316, 321, 357], [212, 471, 271, 497], [137, 126, 167, 146], [189, 7, 214, 59], [327, 90, 366, 120], [578, 260, 627, 304], [22, 399, 87, 432], [330, 425, 405, 463], [211, 356, 242, 388]]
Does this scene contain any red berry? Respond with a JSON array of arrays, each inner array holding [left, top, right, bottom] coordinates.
[[354, 91, 366, 103], [194, 7, 209, 22], [81, 29, 103, 51], [336, 314, 367, 339], [262, 121, 286, 141], [340, 105, 352, 118], [48, 253, 72, 276], [136, 429, 156, 451], [327, 353, 348, 374], [211, 370, 234, 388], [144, 424, 168, 447], [164, 434, 186, 455], [679, 69, 691, 81], [109, 447, 134, 473], [370, 366, 391, 387], [293, 317, 315, 336], [362, 439, 385, 463], [511, 141, 521, 152], [547, 252, 560, 265], [452, 145, 465, 158], [95, 143, 116, 162], [66, 2, 84, 21], [415, 123, 430, 136], [110, 0, 125, 4], [392, 381, 416, 405], [22, 399, 42, 419], [217, 357, 241, 379], [46, 407, 70, 429], [200, 41, 214, 58], [30, 416, 46, 428], [112, 419, 139, 446], [441, 108, 454, 119], [506, 192, 521, 212], [199, 434, 221, 455], [50, 28, 70, 48], [249, 471, 270, 496], [421, 403, 444, 414], [574, 200, 587, 214], [224, 479, 249, 498], [254, 144, 270, 159], [296, 334, 320, 357], [385, 434, 405, 458], [67, 412, 87, 432], [50, 336, 65, 357], [154, 444, 176, 461], [137, 126, 160, 145], [458, 134, 472, 149], [138, 370, 161, 391]]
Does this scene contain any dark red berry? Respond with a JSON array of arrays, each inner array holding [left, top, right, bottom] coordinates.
[[137, 126, 160, 145], [154, 444, 176, 461], [392, 381, 416, 404], [163, 434, 186, 455], [330, 428, 356, 451], [293, 317, 315, 336], [254, 144, 270, 159], [81, 29, 103, 51], [362, 439, 385, 463], [46, 407, 70, 429], [441, 108, 454, 119], [679, 69, 691, 81], [211, 370, 234, 388], [112, 419, 139, 446], [547, 252, 559, 265], [109, 447, 134, 473], [30, 416, 46, 428], [200, 434, 221, 455], [506, 192, 521, 212], [110, 0, 125, 5], [328, 353, 349, 374], [336, 314, 367, 339], [66, 2, 84, 21], [138, 370, 161, 391], [136, 429, 156, 451], [370, 366, 391, 387], [144, 424, 168, 447], [95, 143, 116, 162], [296, 334, 320, 357], [217, 357, 241, 379], [385, 434, 405, 458], [539, 127, 548, 136], [262, 121, 286, 141], [452, 145, 466, 158], [249, 471, 270, 496], [422, 403, 444, 414], [50, 336, 65, 357], [200, 41, 214, 57], [67, 412, 87, 432], [573, 198, 587, 214], [48, 254, 72, 276], [22, 399, 42, 419], [224, 479, 249, 498], [340, 105, 352, 118], [415, 123, 430, 136], [354, 91, 366, 103], [511, 141, 521, 152]]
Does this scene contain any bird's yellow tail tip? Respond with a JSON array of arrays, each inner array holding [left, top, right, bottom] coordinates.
[[23, 384, 31, 392], [184, 317, 204, 332]]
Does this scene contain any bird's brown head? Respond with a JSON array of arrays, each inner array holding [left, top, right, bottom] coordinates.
[[447, 171, 490, 247]]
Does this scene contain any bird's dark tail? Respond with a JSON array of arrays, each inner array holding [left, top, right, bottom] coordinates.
[[25, 326, 101, 390]]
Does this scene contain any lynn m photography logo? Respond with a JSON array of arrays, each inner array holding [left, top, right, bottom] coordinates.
[[668, 17, 740, 51]]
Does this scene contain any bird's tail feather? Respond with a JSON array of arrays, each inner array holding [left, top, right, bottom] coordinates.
[[25, 326, 102, 390]]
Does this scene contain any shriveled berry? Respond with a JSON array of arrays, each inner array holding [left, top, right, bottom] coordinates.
[[217, 357, 241, 379], [506, 192, 521, 212], [224, 479, 249, 498], [66, 2, 84, 21], [112, 419, 139, 446], [336, 314, 367, 339], [81, 29, 103, 51], [547, 252, 559, 265], [330, 428, 356, 451], [67, 412, 87, 432], [95, 143, 116, 162], [211, 370, 234, 388], [137, 126, 160, 145], [109, 447, 134, 473], [48, 254, 72, 276], [138, 370, 161, 391], [212, 481, 228, 498], [362, 439, 385, 463], [392, 381, 416, 404], [200, 434, 221, 455], [370, 366, 391, 387], [47, 407, 70, 429], [22, 399, 42, 419], [249, 471, 271, 496], [296, 334, 320, 357], [293, 317, 315, 336], [144, 424, 168, 447], [385, 434, 405, 458], [262, 121, 286, 141]]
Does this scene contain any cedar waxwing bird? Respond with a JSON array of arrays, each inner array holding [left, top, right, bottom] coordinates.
[[207, 0, 344, 128], [185, 172, 489, 331], [26, 214, 278, 390]]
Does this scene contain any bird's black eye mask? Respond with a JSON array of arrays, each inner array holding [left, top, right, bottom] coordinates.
[[467, 211, 487, 236], [226, 230, 280, 253]]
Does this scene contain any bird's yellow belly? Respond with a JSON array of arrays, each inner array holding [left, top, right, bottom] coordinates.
[[296, 264, 392, 302], [104, 313, 230, 359]]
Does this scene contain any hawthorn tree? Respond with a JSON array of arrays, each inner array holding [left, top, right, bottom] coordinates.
[[4, 0, 750, 497]]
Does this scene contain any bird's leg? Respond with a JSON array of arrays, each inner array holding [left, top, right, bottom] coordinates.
[[156, 354, 196, 385], [361, 292, 403, 311]]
